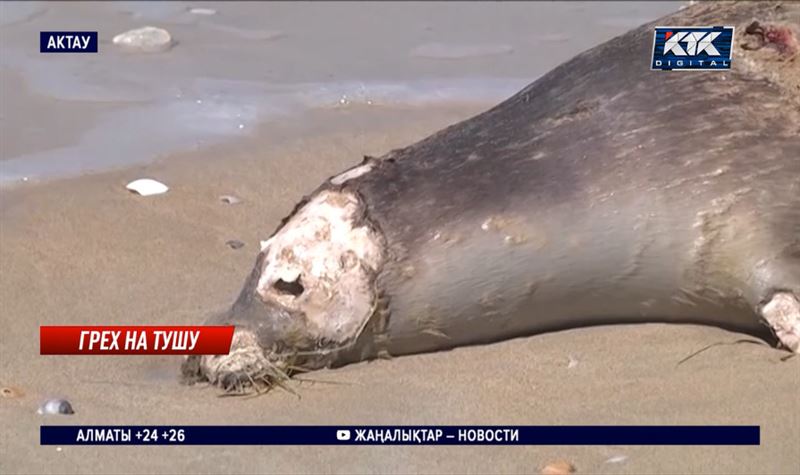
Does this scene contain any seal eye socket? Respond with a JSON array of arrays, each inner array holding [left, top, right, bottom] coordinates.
[[273, 277, 304, 297]]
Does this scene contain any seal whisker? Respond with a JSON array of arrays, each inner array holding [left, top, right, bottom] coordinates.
[[243, 371, 263, 395], [293, 377, 351, 387], [270, 375, 299, 398], [676, 339, 767, 366], [284, 365, 312, 374]]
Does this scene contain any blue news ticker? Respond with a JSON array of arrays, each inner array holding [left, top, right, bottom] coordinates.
[[41, 425, 760, 446]]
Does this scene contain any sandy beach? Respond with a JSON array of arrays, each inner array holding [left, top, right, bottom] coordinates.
[[2, 102, 799, 474], [1, 2, 799, 474]]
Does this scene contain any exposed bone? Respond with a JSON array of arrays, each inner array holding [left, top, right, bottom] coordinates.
[[256, 190, 384, 344], [761, 292, 800, 352], [330, 162, 375, 185]]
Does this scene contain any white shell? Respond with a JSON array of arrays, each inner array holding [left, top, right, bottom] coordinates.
[[126, 178, 169, 196], [113, 26, 173, 53], [38, 398, 74, 415], [219, 195, 241, 205]]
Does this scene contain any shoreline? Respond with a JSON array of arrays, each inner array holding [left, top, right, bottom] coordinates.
[[0, 101, 486, 193], [0, 75, 528, 188]]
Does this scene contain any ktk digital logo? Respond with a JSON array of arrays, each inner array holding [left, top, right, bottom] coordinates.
[[651, 26, 734, 71]]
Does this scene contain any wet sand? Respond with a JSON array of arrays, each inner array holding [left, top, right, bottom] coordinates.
[[0, 1, 682, 184], [1, 103, 799, 474]]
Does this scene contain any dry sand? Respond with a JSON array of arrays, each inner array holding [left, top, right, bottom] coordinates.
[[1, 103, 798, 474]]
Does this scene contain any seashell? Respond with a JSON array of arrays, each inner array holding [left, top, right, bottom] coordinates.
[[38, 398, 75, 415], [219, 195, 241, 205], [126, 178, 169, 196], [113, 26, 173, 53], [541, 460, 576, 474], [226, 240, 245, 250]]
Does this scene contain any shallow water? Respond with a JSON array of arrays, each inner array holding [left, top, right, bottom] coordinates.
[[0, 1, 680, 185]]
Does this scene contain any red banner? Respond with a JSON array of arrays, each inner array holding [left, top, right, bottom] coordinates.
[[40, 326, 235, 355]]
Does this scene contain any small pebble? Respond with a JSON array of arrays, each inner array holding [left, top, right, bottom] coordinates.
[[113, 26, 173, 53], [605, 455, 628, 464], [219, 195, 241, 205], [567, 355, 579, 369], [38, 398, 75, 415], [541, 460, 576, 475], [226, 240, 245, 250], [1, 386, 23, 398]]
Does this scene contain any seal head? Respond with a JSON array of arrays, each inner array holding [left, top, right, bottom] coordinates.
[[182, 189, 386, 392]]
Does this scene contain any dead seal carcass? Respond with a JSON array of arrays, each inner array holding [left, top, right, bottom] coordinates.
[[183, 2, 800, 392]]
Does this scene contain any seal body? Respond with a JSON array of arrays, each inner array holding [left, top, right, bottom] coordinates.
[[184, 2, 800, 391]]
